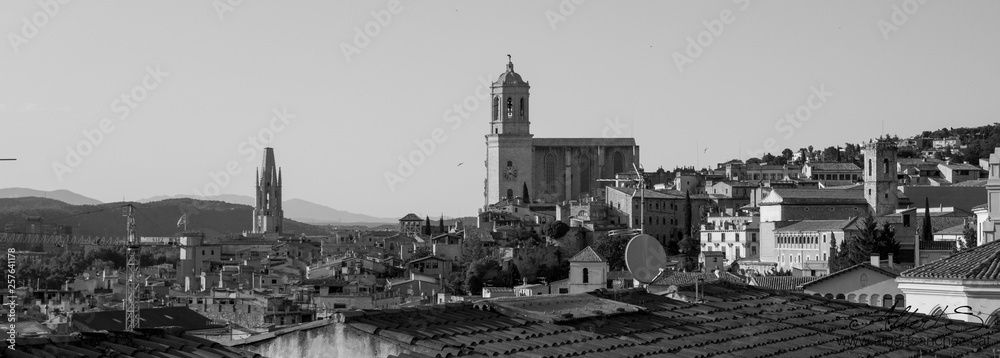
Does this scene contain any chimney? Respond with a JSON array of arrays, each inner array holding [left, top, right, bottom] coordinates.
[[887, 253, 894, 268], [870, 254, 880, 266]]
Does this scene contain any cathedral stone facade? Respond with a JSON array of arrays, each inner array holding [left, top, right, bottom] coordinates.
[[485, 57, 639, 206], [253, 147, 283, 234]]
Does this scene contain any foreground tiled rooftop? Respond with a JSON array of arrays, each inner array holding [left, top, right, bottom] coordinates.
[[9, 328, 260, 358], [373, 282, 1000, 357]]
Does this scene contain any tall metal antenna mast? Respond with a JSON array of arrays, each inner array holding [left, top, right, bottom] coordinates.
[[124, 204, 140, 331]]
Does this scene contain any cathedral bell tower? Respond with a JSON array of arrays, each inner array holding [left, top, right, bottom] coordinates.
[[253, 147, 284, 234], [485, 55, 533, 206]]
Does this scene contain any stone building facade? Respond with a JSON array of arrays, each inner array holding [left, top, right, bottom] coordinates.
[[863, 139, 899, 216]]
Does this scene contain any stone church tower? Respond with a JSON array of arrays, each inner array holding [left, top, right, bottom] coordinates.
[[485, 56, 533, 205], [253, 147, 283, 234], [863, 139, 898, 216]]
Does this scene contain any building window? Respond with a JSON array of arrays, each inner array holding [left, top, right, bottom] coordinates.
[[519, 98, 525, 117], [507, 189, 514, 200], [544, 153, 557, 188], [613, 152, 625, 175], [582, 268, 589, 283]]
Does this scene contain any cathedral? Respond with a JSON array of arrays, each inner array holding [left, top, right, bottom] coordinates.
[[485, 57, 640, 206], [253, 147, 283, 235]]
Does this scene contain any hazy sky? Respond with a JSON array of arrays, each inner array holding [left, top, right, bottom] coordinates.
[[1, 1, 998, 219]]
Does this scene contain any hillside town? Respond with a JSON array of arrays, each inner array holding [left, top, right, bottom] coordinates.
[[6, 58, 1000, 357]]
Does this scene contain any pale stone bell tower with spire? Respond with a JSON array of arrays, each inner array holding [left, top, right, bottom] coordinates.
[[253, 147, 283, 234]]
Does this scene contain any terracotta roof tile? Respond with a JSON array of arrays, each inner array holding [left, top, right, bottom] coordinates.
[[749, 276, 816, 291], [372, 282, 1000, 358], [902, 238, 1000, 280], [569, 246, 606, 262]]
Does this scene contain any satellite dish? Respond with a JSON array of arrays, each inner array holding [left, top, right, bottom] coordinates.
[[625, 234, 668, 284]]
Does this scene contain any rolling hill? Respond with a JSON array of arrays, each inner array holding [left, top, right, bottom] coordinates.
[[0, 188, 102, 206], [0, 197, 328, 238], [138, 194, 397, 225]]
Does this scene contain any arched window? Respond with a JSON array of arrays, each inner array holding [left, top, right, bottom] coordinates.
[[613, 152, 625, 175], [986, 308, 1000, 327], [582, 268, 589, 283], [519, 98, 525, 117], [506, 189, 513, 200], [883, 158, 890, 174], [848, 294, 856, 303], [868, 159, 872, 176], [493, 97, 499, 121], [894, 294, 905, 309], [506, 97, 513, 118], [859, 294, 868, 305], [579, 154, 592, 194], [544, 153, 557, 188], [835, 294, 846, 300], [507, 160, 513, 167], [882, 295, 893, 308]]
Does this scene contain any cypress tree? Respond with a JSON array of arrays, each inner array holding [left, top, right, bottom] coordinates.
[[922, 198, 933, 242]]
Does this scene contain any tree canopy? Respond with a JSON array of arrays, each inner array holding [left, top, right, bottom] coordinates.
[[593, 232, 629, 271], [829, 215, 899, 272]]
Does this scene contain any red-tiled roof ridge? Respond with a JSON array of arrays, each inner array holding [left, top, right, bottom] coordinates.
[[901, 238, 1000, 280], [799, 263, 898, 289], [399, 213, 422, 221], [749, 276, 817, 291], [569, 246, 606, 262]]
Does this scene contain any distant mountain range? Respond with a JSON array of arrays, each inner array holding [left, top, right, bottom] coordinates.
[[0, 188, 102, 206], [0, 188, 399, 226], [0, 197, 327, 238], [137, 194, 398, 225]]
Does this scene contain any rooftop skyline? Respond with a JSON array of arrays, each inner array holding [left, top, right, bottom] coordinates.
[[1, 1, 998, 218]]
